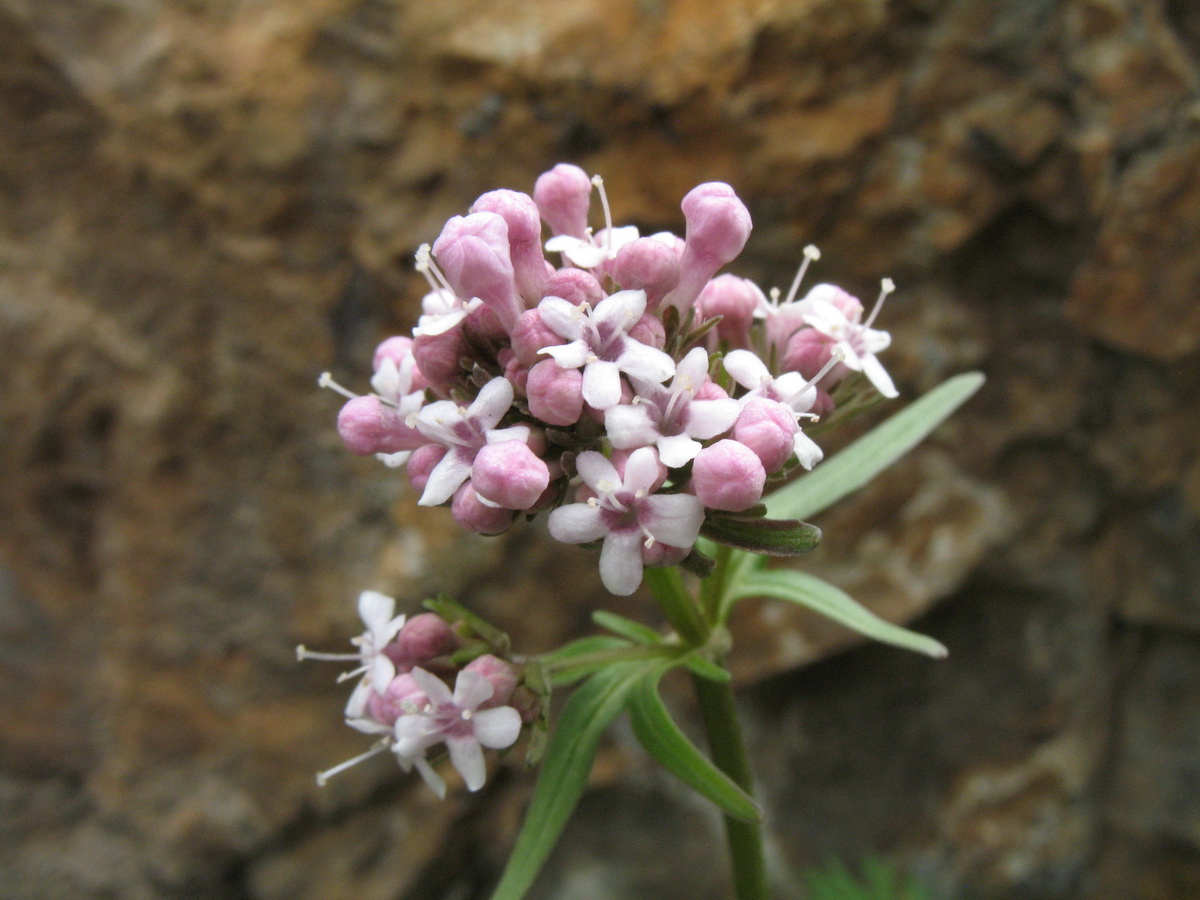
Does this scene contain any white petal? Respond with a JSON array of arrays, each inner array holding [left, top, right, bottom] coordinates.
[[453, 670, 494, 711], [793, 431, 824, 470], [418, 449, 474, 506], [685, 398, 740, 439], [416, 399, 464, 444], [673, 346, 710, 390], [412, 756, 446, 799], [592, 289, 647, 330], [357, 591, 397, 634], [616, 342, 675, 384], [604, 403, 658, 450], [545, 234, 587, 254], [642, 494, 705, 548], [393, 714, 437, 758], [446, 735, 487, 791], [860, 353, 898, 398], [548, 503, 608, 544], [656, 433, 701, 468], [408, 667, 454, 707], [863, 327, 892, 354], [599, 531, 646, 596], [486, 425, 531, 445], [413, 308, 467, 337], [469, 377, 515, 430], [582, 360, 622, 409], [573, 450, 620, 493], [344, 678, 373, 720], [723, 350, 771, 390], [541, 339, 590, 369], [346, 716, 391, 736], [370, 653, 397, 692], [621, 447, 661, 495], [537, 295, 584, 340], [473, 706, 522, 749]]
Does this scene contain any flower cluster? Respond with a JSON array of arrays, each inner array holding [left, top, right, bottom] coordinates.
[[299, 591, 523, 796], [325, 165, 897, 595]]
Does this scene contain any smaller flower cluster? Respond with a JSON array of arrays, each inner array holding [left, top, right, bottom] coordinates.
[[326, 165, 898, 595], [298, 591, 524, 796]]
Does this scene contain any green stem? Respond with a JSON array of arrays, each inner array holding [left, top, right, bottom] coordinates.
[[642, 566, 710, 646], [691, 671, 770, 900]]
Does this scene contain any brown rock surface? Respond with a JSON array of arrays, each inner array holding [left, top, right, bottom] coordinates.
[[1, 0, 1198, 898]]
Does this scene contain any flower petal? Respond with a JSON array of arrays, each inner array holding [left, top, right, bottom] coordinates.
[[582, 359, 622, 409], [685, 398, 740, 439], [473, 706, 522, 749], [793, 430, 824, 470], [599, 531, 646, 596], [656, 433, 702, 468], [592, 289, 647, 331], [616, 342, 675, 384], [604, 403, 658, 450], [412, 756, 447, 799], [621, 447, 661, 495], [418, 448, 474, 506], [541, 339, 590, 369], [723, 349, 771, 391], [642, 493, 705, 548], [452, 670, 494, 711], [537, 296, 585, 340], [408, 667, 454, 707], [573, 450, 620, 494], [357, 591, 396, 634], [446, 735, 488, 791], [860, 353, 898, 399], [469, 377, 515, 430], [548, 503, 608, 544]]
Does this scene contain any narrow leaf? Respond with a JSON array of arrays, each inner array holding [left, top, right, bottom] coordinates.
[[627, 678, 761, 823], [491, 661, 670, 900], [701, 515, 822, 556], [728, 570, 948, 659], [765, 372, 984, 522], [682, 652, 733, 683], [592, 610, 663, 644]]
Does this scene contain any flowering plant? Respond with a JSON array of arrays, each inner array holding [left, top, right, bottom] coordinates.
[[304, 164, 983, 899]]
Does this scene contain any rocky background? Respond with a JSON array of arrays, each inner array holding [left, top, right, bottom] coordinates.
[[1, 0, 1198, 898]]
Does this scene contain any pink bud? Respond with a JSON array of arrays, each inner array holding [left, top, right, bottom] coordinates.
[[407, 444, 447, 494], [534, 163, 592, 238], [527, 359, 584, 426], [366, 673, 427, 727], [497, 348, 529, 393], [471, 440, 550, 510], [612, 237, 680, 310], [463, 654, 518, 707], [374, 335, 431, 394], [694, 379, 730, 401], [666, 183, 753, 310], [641, 541, 689, 567], [695, 275, 761, 349], [451, 481, 516, 534], [433, 213, 522, 331], [337, 395, 425, 455], [542, 267, 605, 307], [628, 312, 666, 349], [412, 325, 468, 391], [472, 189, 547, 303], [691, 439, 766, 512], [389, 613, 460, 669], [511, 309, 562, 366], [733, 399, 797, 473]]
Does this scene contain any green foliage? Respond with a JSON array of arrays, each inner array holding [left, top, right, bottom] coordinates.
[[804, 857, 934, 900]]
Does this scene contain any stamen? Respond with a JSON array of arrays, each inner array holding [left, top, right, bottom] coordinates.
[[592, 174, 614, 254], [587, 497, 598, 508], [336, 665, 369, 683], [643, 535, 655, 549], [296, 645, 361, 663], [783, 244, 821, 306], [416, 243, 457, 298], [461, 709, 473, 721], [318, 372, 359, 401], [316, 741, 390, 786], [803, 347, 847, 390], [864, 278, 895, 328]]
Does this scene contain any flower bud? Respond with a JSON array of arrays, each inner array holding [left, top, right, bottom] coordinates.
[[542, 267, 604, 307], [666, 183, 753, 311], [733, 398, 797, 473], [451, 481, 516, 534], [641, 541, 690, 568], [612, 237, 680, 310], [462, 654, 518, 707], [511, 309, 562, 365], [407, 444, 447, 494], [472, 189, 547, 303], [526, 359, 584, 425], [366, 673, 427, 727], [412, 325, 468, 390], [694, 379, 730, 401], [695, 275, 761, 349], [389, 613, 460, 669], [337, 395, 424, 455], [628, 312, 666, 349], [433, 213, 522, 330], [471, 440, 551, 510], [533, 163, 592, 238], [691, 439, 766, 512]]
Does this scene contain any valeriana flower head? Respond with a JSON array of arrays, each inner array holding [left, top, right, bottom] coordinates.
[[548, 448, 705, 595]]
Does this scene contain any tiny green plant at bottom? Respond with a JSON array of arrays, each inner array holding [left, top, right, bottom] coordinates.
[[805, 857, 935, 900]]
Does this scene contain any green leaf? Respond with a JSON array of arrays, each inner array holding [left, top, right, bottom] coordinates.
[[627, 677, 762, 823], [536, 635, 636, 688], [764, 372, 984, 522], [490, 661, 670, 900], [700, 515, 822, 557], [592, 610, 663, 644], [681, 652, 732, 683], [727, 569, 947, 659]]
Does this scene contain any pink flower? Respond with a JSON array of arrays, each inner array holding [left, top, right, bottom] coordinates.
[[393, 667, 523, 792], [802, 281, 898, 398], [548, 448, 705, 595], [537, 289, 675, 410]]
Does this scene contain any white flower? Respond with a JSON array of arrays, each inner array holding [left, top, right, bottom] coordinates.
[[538, 289, 675, 410], [802, 281, 898, 399], [723, 350, 824, 470], [392, 668, 523, 792], [545, 225, 641, 268], [547, 448, 705, 595]]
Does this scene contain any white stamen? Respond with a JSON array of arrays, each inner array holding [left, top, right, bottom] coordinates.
[[318, 372, 359, 401], [864, 278, 895, 328], [296, 645, 361, 663], [783, 244, 821, 307], [461, 709, 473, 721], [592, 174, 614, 254], [316, 741, 390, 786], [634, 489, 647, 499], [643, 535, 655, 549], [587, 497, 598, 508], [336, 666, 369, 684]]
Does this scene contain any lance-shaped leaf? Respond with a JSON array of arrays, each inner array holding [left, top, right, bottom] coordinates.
[[700, 514, 822, 557], [536, 635, 635, 688], [491, 660, 671, 900], [726, 569, 948, 659], [627, 677, 761, 823], [681, 652, 732, 683], [765, 372, 985, 522], [592, 610, 664, 644]]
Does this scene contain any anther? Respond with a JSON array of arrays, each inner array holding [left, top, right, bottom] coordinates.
[[318, 372, 359, 401], [864, 278, 895, 328]]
